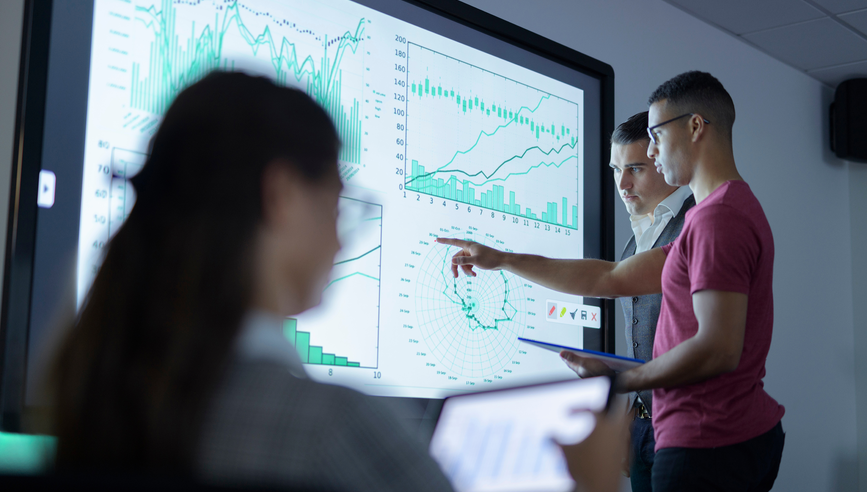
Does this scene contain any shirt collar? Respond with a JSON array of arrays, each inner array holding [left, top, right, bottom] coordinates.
[[236, 310, 307, 378], [654, 185, 693, 218], [629, 186, 693, 224]]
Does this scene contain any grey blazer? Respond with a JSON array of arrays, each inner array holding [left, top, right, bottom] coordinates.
[[619, 194, 695, 415], [197, 358, 454, 492]]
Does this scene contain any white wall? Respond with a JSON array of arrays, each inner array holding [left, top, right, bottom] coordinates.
[[852, 163, 867, 491], [0, 0, 25, 305], [460, 1, 857, 490]]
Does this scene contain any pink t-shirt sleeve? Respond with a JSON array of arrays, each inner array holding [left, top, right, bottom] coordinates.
[[681, 205, 759, 295]]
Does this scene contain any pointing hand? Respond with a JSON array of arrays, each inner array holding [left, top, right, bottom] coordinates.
[[435, 238, 505, 278]]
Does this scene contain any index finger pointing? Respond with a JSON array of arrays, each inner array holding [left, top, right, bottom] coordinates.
[[436, 238, 473, 248]]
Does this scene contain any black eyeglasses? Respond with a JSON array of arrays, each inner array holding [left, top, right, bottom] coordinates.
[[646, 113, 710, 144]]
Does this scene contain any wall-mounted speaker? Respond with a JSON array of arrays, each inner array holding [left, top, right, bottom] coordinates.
[[831, 78, 867, 163]]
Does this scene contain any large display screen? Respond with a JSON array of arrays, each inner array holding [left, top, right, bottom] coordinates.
[[16, 0, 610, 405]]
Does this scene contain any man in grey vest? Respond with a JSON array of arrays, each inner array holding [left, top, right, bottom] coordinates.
[[608, 111, 694, 492]]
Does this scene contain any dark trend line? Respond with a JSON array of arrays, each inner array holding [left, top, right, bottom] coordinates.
[[334, 245, 381, 266], [406, 140, 577, 187], [438, 246, 517, 331]]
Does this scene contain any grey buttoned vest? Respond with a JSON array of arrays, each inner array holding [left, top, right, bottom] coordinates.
[[620, 194, 695, 415]]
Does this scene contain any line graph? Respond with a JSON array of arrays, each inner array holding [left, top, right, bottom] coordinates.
[[129, 0, 365, 164], [289, 197, 382, 369], [404, 44, 581, 229]]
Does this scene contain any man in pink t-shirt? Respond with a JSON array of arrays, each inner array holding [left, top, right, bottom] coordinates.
[[438, 71, 784, 491]]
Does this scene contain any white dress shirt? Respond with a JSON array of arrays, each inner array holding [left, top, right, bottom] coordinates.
[[629, 186, 693, 254]]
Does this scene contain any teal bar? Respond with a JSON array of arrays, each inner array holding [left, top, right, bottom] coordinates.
[[481, 192, 487, 208], [411, 82, 416, 94], [412, 160, 419, 179], [463, 100, 467, 112], [536, 127, 540, 138], [562, 198, 568, 226], [573, 205, 578, 230], [516, 204, 521, 215], [450, 176, 457, 199], [510, 191, 516, 214], [498, 107, 502, 117], [475, 96, 479, 107], [450, 89, 454, 97], [438, 86, 442, 96], [425, 78, 429, 94], [542, 212, 547, 222], [0, 432, 56, 474], [296, 332, 310, 363], [348, 362, 360, 367], [283, 318, 297, 342], [475, 199, 481, 206], [336, 357, 348, 366], [322, 353, 335, 365], [309, 346, 323, 364]]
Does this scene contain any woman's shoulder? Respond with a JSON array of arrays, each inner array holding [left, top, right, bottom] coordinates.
[[197, 358, 454, 492]]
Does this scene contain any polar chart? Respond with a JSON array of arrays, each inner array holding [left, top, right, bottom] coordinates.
[[415, 235, 527, 378]]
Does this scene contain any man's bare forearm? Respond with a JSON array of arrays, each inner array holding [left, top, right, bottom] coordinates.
[[499, 253, 619, 298], [615, 335, 738, 393]]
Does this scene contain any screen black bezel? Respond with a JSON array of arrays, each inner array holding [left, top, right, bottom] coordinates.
[[0, 0, 615, 432]]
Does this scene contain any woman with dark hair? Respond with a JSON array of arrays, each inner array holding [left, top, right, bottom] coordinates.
[[47, 71, 454, 491]]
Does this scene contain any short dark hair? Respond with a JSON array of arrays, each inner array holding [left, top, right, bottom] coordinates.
[[611, 111, 649, 146], [648, 71, 735, 140]]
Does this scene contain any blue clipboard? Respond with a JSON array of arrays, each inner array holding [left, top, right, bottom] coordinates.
[[518, 337, 645, 373]]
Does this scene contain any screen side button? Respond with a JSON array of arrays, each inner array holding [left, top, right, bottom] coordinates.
[[37, 170, 56, 209]]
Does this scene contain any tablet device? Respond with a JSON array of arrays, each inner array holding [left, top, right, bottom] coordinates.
[[518, 337, 645, 373], [429, 376, 613, 492]]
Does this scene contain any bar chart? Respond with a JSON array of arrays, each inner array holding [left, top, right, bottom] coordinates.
[[284, 318, 361, 367]]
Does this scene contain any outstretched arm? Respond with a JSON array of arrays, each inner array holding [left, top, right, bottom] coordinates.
[[435, 238, 666, 299]]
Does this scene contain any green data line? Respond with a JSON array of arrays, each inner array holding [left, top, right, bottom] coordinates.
[[406, 141, 577, 187], [333, 245, 381, 266], [131, 0, 364, 164], [324, 272, 380, 290], [440, 265, 518, 332]]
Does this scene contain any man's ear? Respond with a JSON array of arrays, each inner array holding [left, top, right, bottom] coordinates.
[[690, 115, 708, 143]]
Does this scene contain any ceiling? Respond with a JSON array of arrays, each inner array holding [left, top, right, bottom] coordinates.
[[661, 0, 867, 88]]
